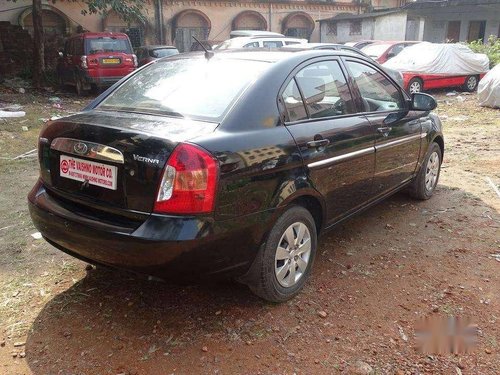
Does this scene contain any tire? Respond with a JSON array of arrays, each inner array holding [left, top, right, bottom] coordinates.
[[463, 75, 478, 92], [407, 78, 423, 94], [75, 75, 88, 96], [409, 142, 442, 200], [244, 206, 317, 303]]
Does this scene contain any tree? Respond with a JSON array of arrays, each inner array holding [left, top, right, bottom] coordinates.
[[9, 0, 148, 88]]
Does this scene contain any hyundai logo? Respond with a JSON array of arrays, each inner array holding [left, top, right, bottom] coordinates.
[[73, 142, 88, 155]]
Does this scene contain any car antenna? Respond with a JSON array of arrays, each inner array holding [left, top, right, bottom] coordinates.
[[192, 36, 214, 60]]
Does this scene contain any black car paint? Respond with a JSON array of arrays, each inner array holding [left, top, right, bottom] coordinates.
[[28, 50, 443, 280]]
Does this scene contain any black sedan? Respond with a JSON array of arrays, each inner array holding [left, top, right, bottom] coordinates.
[[29, 49, 444, 302]]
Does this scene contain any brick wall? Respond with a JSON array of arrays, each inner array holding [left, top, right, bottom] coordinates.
[[0, 21, 32, 77]]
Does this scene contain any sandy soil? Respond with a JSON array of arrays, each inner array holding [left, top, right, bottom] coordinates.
[[0, 87, 499, 375]]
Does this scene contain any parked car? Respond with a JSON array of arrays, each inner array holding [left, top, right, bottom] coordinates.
[[282, 43, 404, 87], [215, 36, 307, 50], [361, 41, 420, 64], [230, 30, 285, 38], [383, 42, 490, 94], [135, 45, 179, 67], [29, 49, 443, 302], [189, 40, 222, 52], [345, 40, 378, 50], [57, 32, 137, 95]]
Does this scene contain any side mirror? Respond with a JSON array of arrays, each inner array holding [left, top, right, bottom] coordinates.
[[58, 51, 64, 58], [411, 93, 437, 111]]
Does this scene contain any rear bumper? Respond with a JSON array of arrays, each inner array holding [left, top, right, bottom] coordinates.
[[83, 75, 124, 87], [28, 180, 273, 280]]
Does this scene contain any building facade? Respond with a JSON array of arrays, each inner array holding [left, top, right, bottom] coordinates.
[[0, 0, 367, 52]]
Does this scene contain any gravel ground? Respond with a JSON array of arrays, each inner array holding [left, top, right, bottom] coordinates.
[[0, 86, 499, 375]]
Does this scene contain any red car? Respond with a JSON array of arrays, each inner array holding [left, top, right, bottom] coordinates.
[[403, 72, 486, 94], [57, 32, 137, 95], [382, 42, 490, 94], [361, 41, 420, 64]]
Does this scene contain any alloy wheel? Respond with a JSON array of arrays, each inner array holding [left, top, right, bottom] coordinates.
[[425, 151, 440, 192], [274, 222, 311, 288]]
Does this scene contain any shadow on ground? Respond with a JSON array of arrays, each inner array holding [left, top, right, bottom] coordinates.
[[23, 186, 500, 374]]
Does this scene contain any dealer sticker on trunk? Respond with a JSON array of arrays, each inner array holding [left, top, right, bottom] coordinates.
[[59, 155, 118, 190]]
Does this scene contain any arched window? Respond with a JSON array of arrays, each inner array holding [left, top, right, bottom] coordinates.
[[172, 10, 211, 53], [282, 12, 315, 40], [232, 11, 267, 31], [20, 6, 69, 36], [104, 10, 144, 48]]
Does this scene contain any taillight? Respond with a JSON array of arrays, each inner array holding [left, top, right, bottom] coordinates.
[[80, 55, 88, 69], [132, 54, 138, 68], [154, 143, 218, 214]]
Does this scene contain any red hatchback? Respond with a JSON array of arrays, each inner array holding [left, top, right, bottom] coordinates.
[[57, 32, 137, 95]]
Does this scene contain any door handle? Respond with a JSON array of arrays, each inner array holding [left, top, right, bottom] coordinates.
[[307, 139, 330, 148], [377, 126, 392, 136]]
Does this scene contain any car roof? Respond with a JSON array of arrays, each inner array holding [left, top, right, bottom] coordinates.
[[173, 48, 365, 64], [230, 30, 285, 38]]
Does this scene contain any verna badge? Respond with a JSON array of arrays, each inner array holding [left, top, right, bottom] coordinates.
[[73, 142, 88, 155]]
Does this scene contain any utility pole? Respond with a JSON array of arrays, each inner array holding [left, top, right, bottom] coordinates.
[[268, 0, 272, 31]]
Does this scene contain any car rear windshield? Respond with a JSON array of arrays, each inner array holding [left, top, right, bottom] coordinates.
[[361, 44, 391, 59], [97, 58, 269, 122], [150, 48, 179, 58], [86, 37, 132, 55]]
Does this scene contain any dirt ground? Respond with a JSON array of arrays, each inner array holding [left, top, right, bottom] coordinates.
[[0, 86, 499, 375]]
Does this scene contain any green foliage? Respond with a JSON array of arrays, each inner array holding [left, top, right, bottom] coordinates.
[[65, 0, 148, 24], [467, 35, 500, 68]]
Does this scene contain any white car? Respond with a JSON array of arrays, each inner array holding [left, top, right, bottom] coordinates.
[[215, 36, 307, 50]]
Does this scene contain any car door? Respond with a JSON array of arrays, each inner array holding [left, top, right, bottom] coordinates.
[[280, 59, 377, 225], [344, 59, 422, 197]]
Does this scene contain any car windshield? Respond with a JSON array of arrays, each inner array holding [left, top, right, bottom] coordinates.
[[98, 58, 269, 122], [86, 37, 132, 54], [361, 44, 391, 58], [150, 48, 179, 58]]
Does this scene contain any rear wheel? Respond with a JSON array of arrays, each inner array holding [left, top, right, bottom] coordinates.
[[75, 75, 89, 96], [245, 206, 317, 303], [409, 142, 442, 200], [408, 78, 423, 94], [463, 75, 478, 92]]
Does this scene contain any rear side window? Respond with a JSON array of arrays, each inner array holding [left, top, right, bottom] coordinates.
[[85, 37, 133, 55], [346, 61, 403, 112], [243, 42, 259, 48], [295, 61, 355, 119], [282, 79, 308, 122]]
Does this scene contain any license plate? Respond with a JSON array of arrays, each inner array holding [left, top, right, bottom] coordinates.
[[60, 155, 117, 190], [102, 58, 120, 64]]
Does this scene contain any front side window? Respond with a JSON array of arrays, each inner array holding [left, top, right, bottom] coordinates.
[[346, 61, 403, 112], [243, 42, 260, 48], [295, 61, 355, 119], [98, 58, 269, 122], [150, 48, 179, 58]]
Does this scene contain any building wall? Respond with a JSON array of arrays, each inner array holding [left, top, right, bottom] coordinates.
[[373, 12, 407, 40], [417, 5, 500, 43], [320, 12, 409, 44]]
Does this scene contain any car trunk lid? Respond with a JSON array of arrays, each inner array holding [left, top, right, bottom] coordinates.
[[39, 110, 218, 216]]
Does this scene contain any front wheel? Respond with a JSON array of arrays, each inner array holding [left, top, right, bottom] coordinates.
[[409, 142, 442, 200], [244, 206, 317, 303]]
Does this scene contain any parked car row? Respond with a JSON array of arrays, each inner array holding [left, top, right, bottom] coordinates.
[[56, 31, 489, 98]]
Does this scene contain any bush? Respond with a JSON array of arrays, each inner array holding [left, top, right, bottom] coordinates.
[[467, 35, 500, 68]]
